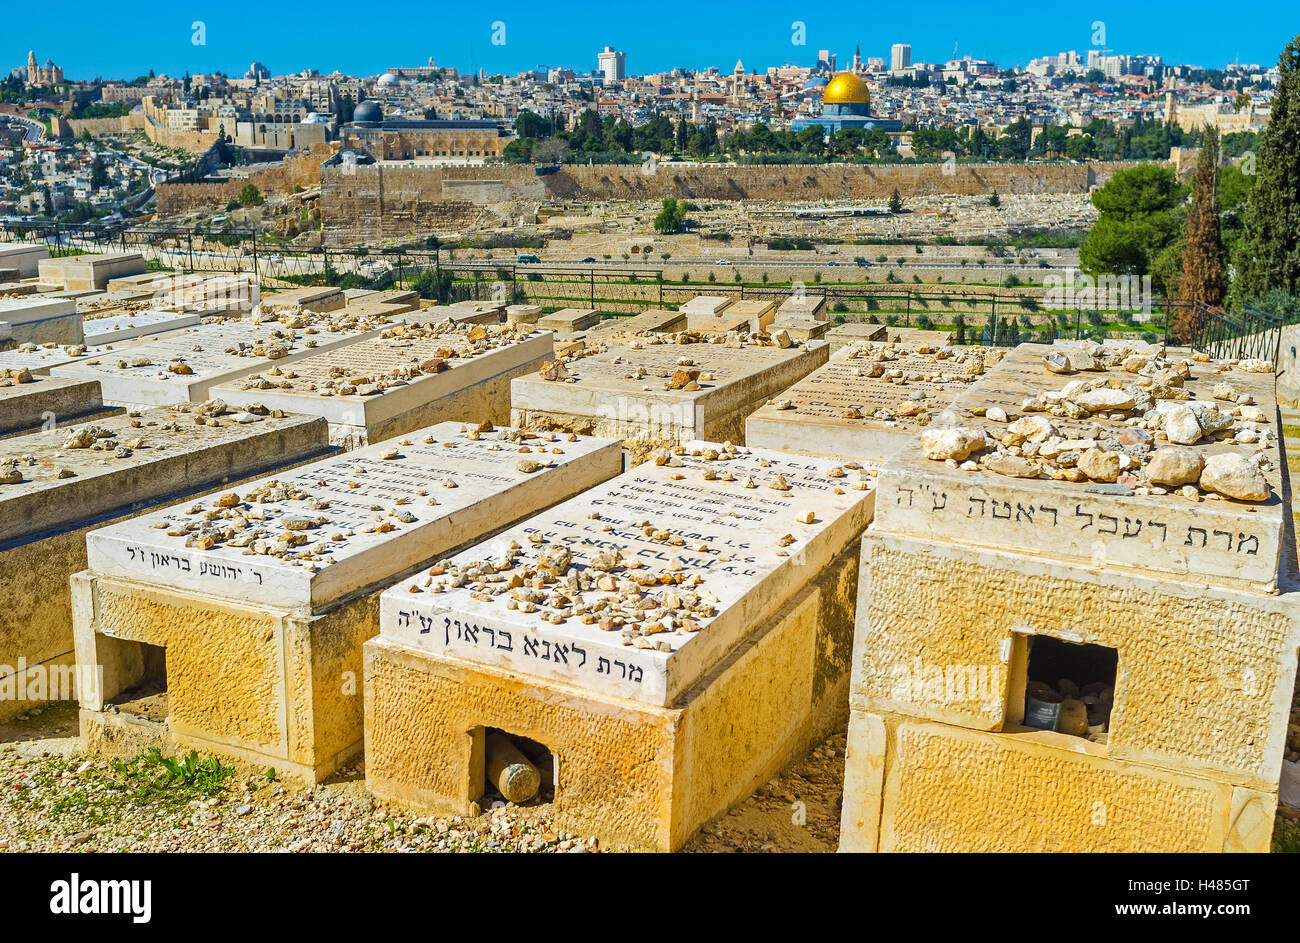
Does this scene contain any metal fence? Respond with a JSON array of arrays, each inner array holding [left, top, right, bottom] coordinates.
[[1162, 297, 1282, 365]]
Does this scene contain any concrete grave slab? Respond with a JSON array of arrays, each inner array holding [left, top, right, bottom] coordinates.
[[38, 252, 146, 291], [0, 297, 83, 346], [537, 308, 600, 337], [82, 310, 204, 346], [50, 310, 391, 405], [0, 375, 111, 438], [0, 244, 48, 279], [584, 308, 686, 339]]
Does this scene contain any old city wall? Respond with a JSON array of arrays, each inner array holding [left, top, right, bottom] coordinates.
[[156, 142, 336, 216], [322, 160, 1132, 245]]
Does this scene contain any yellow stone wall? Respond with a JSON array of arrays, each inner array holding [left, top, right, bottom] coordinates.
[[844, 714, 1275, 852], [854, 533, 1297, 789], [366, 545, 860, 851], [840, 531, 1300, 852], [77, 574, 378, 781]]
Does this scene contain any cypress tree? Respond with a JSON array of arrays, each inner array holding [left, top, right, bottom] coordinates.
[[1176, 124, 1225, 344], [1233, 35, 1300, 303]]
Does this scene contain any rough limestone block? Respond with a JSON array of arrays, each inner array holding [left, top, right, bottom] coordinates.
[[367, 443, 875, 849], [75, 422, 623, 781]]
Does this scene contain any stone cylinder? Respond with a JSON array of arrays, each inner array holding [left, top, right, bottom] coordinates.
[[485, 732, 541, 803]]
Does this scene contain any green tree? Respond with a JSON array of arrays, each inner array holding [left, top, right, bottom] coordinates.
[[987, 191, 1000, 207], [1233, 34, 1300, 304], [888, 188, 904, 213], [653, 197, 688, 235], [1080, 164, 1186, 287], [238, 183, 263, 207]]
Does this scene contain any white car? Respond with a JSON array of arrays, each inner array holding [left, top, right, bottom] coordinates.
[[714, 259, 732, 265]]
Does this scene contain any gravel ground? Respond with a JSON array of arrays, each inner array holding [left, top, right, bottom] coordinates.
[[0, 702, 844, 853], [2, 698, 1293, 853]]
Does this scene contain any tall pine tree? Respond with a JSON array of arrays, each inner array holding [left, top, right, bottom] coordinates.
[[1233, 34, 1300, 304], [1179, 125, 1225, 309]]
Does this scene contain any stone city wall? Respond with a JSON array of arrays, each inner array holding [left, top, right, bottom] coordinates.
[[322, 160, 1133, 245], [156, 142, 336, 217]]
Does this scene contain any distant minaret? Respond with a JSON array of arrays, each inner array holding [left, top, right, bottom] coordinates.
[[27, 50, 37, 84], [853, 44, 862, 73]]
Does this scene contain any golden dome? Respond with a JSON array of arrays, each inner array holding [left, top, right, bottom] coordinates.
[[822, 71, 870, 106]]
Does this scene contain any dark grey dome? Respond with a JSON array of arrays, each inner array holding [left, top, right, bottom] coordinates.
[[353, 100, 382, 123]]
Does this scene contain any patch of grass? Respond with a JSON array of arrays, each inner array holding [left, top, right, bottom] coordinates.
[[109, 748, 235, 803], [1272, 815, 1300, 853]]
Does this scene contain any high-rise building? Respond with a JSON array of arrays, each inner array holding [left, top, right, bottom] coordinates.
[[597, 46, 625, 84], [890, 44, 912, 72]]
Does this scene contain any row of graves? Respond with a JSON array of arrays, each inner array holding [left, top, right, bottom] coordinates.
[[2, 250, 1296, 853]]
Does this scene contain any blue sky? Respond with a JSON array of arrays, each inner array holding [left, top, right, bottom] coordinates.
[[6, 1, 1296, 80]]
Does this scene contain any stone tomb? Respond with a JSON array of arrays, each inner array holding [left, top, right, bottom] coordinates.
[[0, 406, 329, 723], [0, 297, 83, 346], [826, 323, 889, 352], [82, 309, 204, 346], [0, 375, 111, 438], [213, 322, 555, 449], [746, 341, 984, 462], [772, 319, 829, 344], [678, 296, 733, 317], [840, 343, 1298, 853], [38, 252, 146, 291], [505, 304, 545, 327], [537, 308, 600, 337], [75, 422, 623, 781], [510, 336, 830, 465], [255, 286, 345, 314], [724, 299, 777, 333], [366, 442, 876, 850], [0, 340, 122, 377], [585, 308, 686, 339], [0, 244, 48, 279], [50, 312, 388, 405], [777, 294, 826, 321]]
